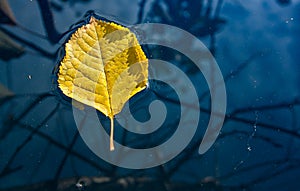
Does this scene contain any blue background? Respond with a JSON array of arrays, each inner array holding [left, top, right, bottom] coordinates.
[[0, 0, 299, 190]]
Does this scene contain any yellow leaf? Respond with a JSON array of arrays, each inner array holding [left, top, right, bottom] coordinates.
[[57, 17, 148, 151]]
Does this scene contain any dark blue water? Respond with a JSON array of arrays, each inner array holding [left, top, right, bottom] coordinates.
[[0, 0, 299, 190]]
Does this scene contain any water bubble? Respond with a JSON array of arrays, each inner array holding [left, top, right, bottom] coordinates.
[[76, 181, 86, 191]]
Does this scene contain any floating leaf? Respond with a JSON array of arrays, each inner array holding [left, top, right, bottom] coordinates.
[[0, 0, 16, 25], [57, 17, 148, 150], [0, 29, 25, 60]]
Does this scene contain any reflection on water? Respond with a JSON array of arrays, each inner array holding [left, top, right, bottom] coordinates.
[[0, 0, 299, 190]]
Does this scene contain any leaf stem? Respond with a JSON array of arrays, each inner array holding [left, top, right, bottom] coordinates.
[[110, 117, 115, 151]]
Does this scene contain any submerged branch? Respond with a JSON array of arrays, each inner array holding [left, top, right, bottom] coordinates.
[[37, 0, 62, 43], [0, 26, 55, 59]]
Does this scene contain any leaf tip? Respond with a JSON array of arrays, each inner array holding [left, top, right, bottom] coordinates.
[[89, 16, 96, 24]]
